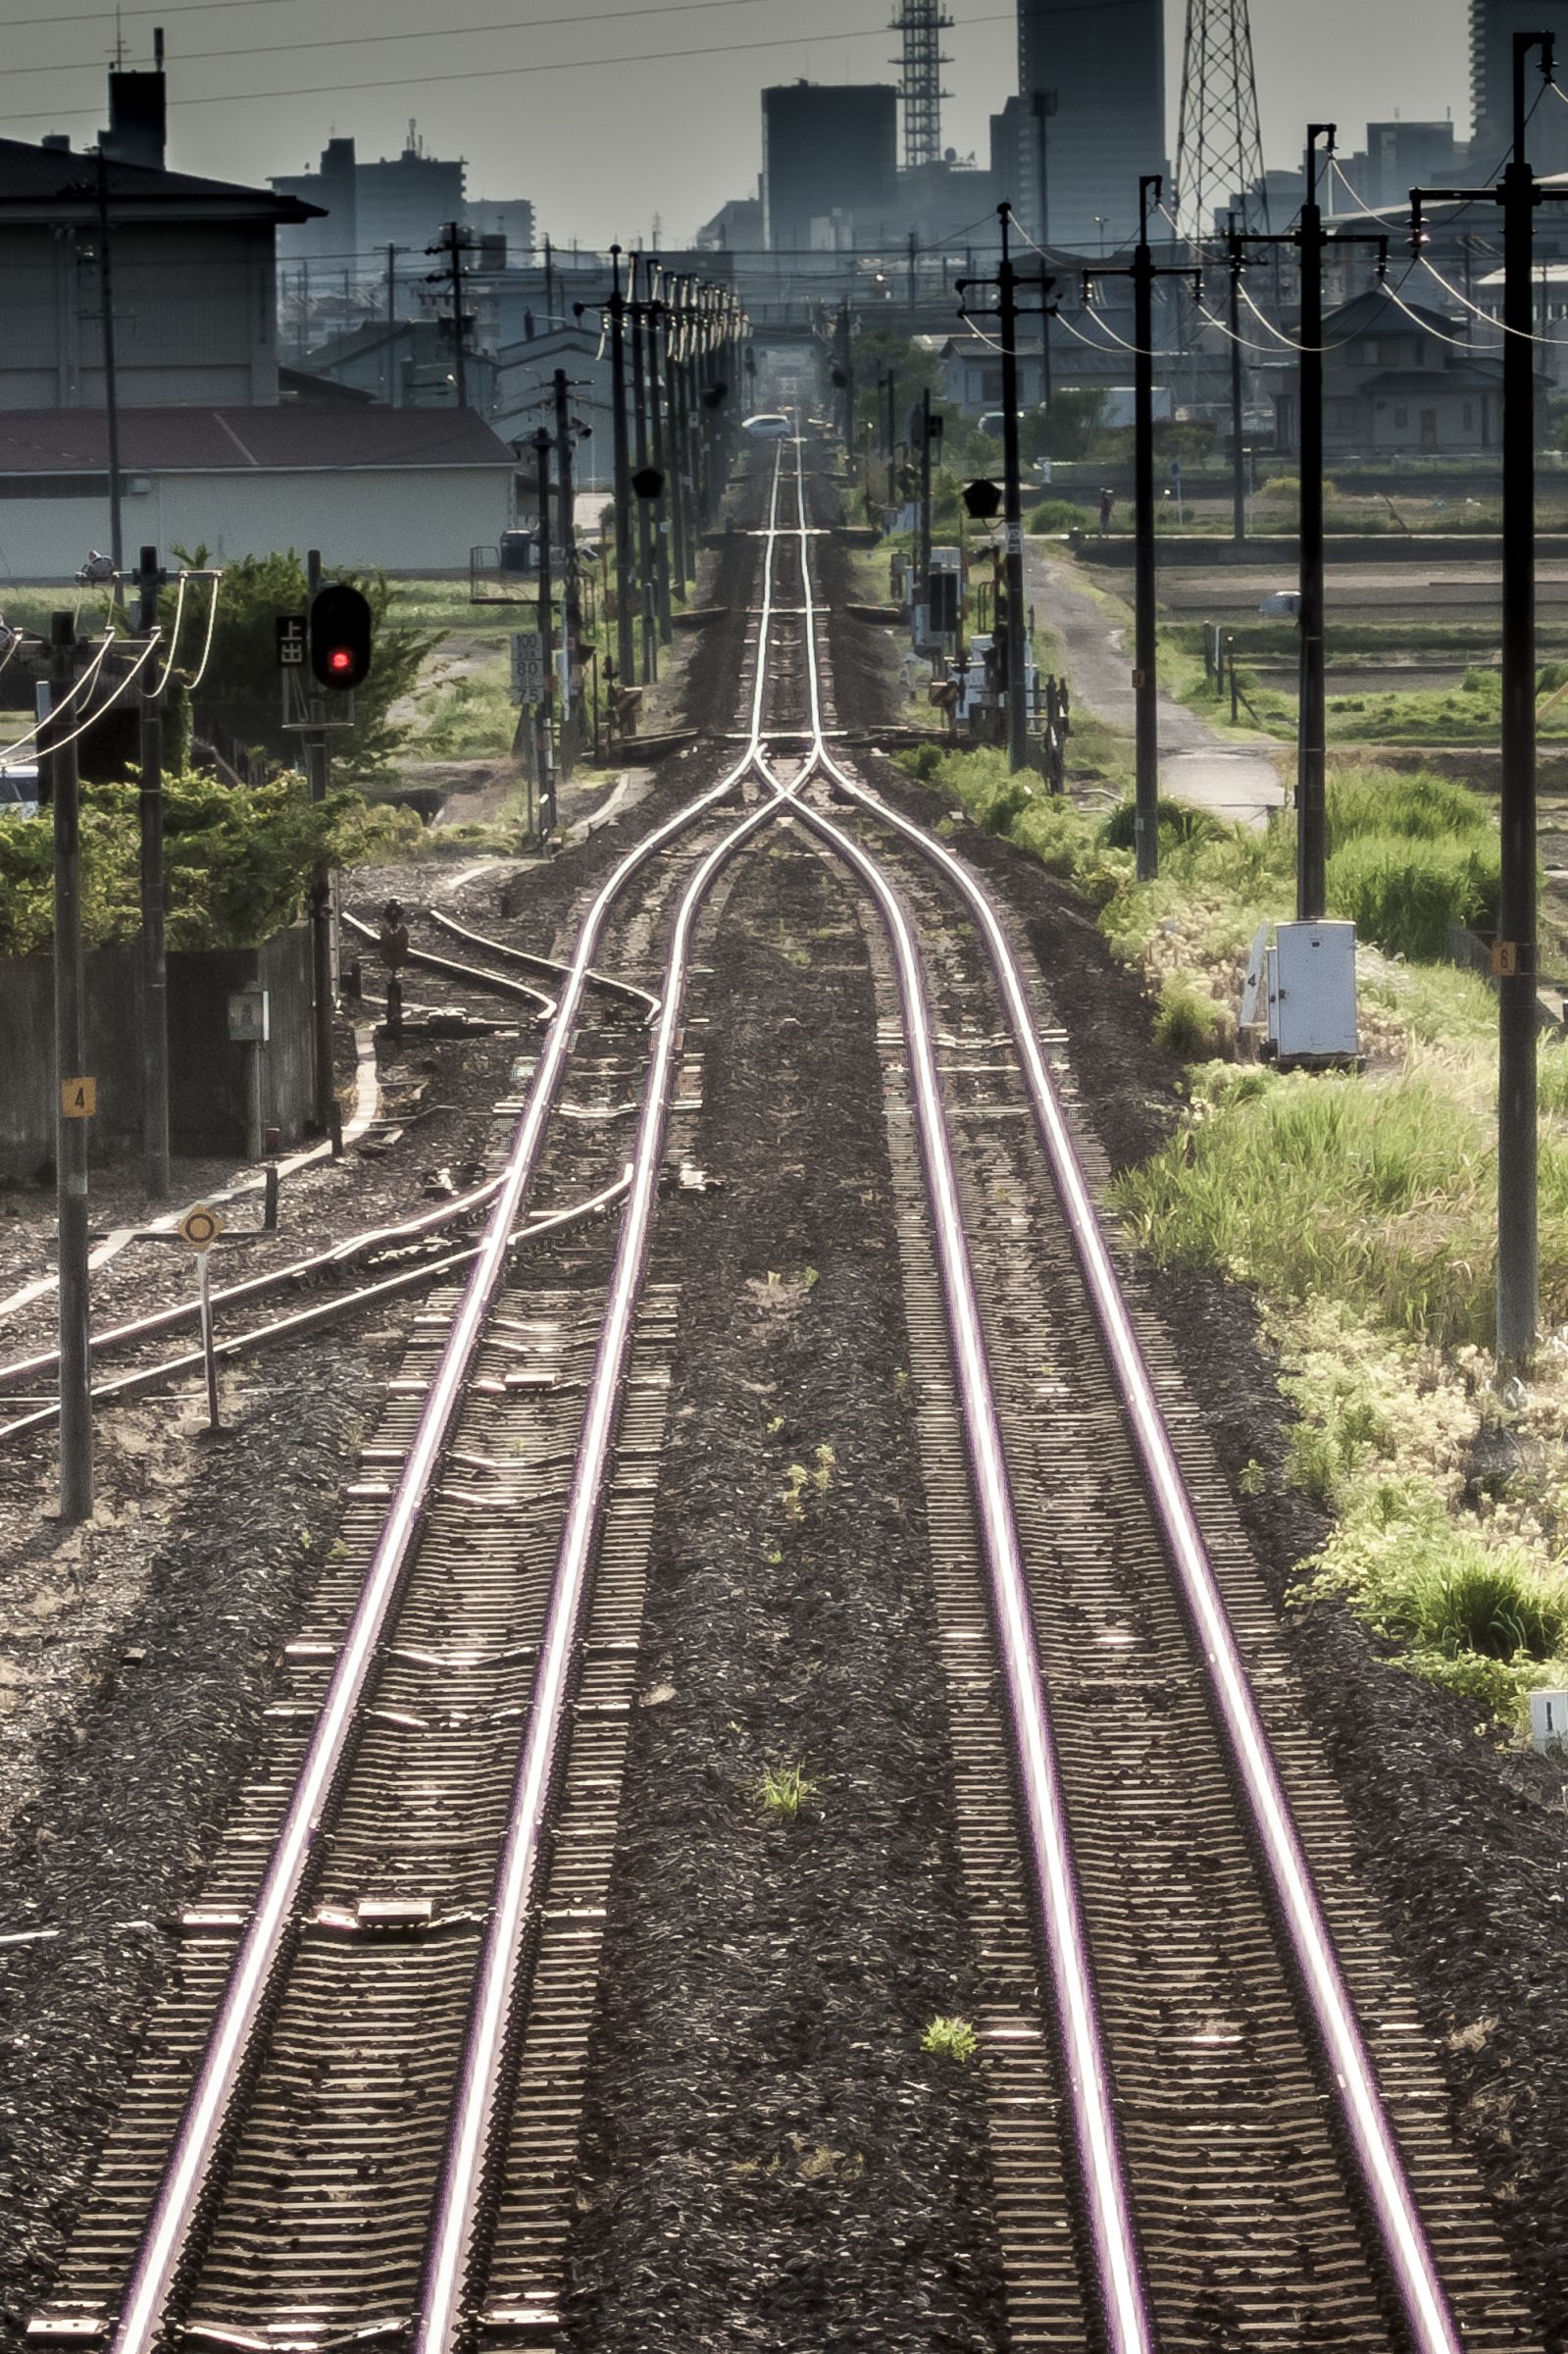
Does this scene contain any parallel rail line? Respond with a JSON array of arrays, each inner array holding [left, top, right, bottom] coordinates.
[[28, 431, 1533, 2354]]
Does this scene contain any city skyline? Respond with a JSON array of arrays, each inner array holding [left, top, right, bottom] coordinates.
[[0, 0, 1477, 248]]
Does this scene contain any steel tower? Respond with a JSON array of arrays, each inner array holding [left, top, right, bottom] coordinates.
[[1174, 0, 1269, 240], [890, 0, 952, 172]]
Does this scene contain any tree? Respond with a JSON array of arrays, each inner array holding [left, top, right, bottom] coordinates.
[[167, 549, 437, 783]]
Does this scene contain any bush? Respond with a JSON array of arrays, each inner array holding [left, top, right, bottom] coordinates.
[[1325, 765, 1492, 849], [1151, 978, 1234, 1059], [1029, 498, 1089, 534], [1100, 795, 1226, 853]]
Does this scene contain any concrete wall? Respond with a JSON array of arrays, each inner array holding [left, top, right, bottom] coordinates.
[[0, 923, 315, 1184], [0, 464, 515, 577]]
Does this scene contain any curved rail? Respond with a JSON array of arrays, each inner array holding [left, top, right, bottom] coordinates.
[[424, 907, 661, 1022], [787, 437, 1464, 2354], [341, 909, 556, 1022], [105, 450, 792, 2354]]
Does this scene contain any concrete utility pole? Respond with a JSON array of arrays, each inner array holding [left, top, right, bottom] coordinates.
[[995, 206, 1030, 777], [385, 243, 402, 406], [645, 283, 673, 643], [1132, 176, 1160, 880], [553, 367, 582, 775], [917, 384, 934, 631], [1410, 37, 1559, 1359], [663, 282, 689, 599], [429, 222, 469, 409], [46, 614, 92, 1522], [135, 543, 170, 1198], [1296, 127, 1331, 922], [629, 258, 658, 684], [1227, 216, 1246, 543], [94, 149, 125, 583], [304, 548, 335, 1141], [607, 245, 635, 688], [533, 429, 557, 833]]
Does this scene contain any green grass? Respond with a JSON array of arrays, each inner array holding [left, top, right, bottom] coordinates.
[[413, 662, 516, 758], [895, 734, 1568, 1730], [752, 1762, 816, 1820]]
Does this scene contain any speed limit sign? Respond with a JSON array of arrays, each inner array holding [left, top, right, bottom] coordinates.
[[177, 1203, 225, 1254]]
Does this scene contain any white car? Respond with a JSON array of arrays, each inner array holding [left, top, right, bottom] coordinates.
[[742, 412, 792, 438], [0, 762, 39, 818]]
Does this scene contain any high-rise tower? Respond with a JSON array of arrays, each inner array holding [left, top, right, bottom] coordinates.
[[1174, 0, 1268, 240], [1017, 0, 1165, 253], [891, 0, 953, 171], [1471, 0, 1568, 176]]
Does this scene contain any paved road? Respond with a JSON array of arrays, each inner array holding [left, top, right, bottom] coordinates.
[[1029, 541, 1288, 827]]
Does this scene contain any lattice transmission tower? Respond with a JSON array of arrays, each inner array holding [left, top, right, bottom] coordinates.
[[890, 0, 952, 172], [1174, 0, 1269, 242]]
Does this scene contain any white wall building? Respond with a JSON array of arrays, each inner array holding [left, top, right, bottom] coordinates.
[[0, 407, 518, 578]]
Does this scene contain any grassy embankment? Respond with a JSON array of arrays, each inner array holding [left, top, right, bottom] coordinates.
[[897, 741, 1568, 1725]]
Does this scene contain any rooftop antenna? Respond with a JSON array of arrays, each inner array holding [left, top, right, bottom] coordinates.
[[114, 3, 124, 67]]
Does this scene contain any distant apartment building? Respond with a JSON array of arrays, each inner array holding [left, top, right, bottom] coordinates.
[[762, 83, 898, 250], [1471, 0, 1568, 174], [1016, 0, 1166, 252], [273, 128, 537, 278]]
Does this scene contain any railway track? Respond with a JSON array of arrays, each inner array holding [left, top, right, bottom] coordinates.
[[28, 432, 1539, 2354]]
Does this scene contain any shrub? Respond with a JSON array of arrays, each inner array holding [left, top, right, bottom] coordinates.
[[1325, 765, 1492, 850], [1100, 795, 1226, 853], [1028, 498, 1089, 533], [1151, 978, 1234, 1060]]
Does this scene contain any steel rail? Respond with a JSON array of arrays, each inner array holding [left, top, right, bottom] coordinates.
[[413, 440, 803, 2354], [424, 907, 662, 1021], [413, 791, 785, 2353], [104, 448, 792, 2354], [0, 1175, 631, 1444], [792, 441, 1464, 2354], [0, 1177, 512, 1400], [340, 909, 556, 1021], [761, 443, 1152, 2354]]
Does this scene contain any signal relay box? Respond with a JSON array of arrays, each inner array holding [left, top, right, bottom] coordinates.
[[1240, 920, 1358, 1066]]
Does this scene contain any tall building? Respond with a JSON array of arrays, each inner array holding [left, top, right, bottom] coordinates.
[[1471, 0, 1568, 175], [1017, 0, 1166, 252], [761, 83, 898, 250], [272, 127, 483, 274]]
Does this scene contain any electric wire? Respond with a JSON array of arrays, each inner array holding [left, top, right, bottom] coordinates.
[[149, 572, 189, 697], [0, 9, 1023, 124], [0, 0, 782, 77], [8, 630, 163, 772], [181, 573, 223, 697], [0, 629, 117, 768]]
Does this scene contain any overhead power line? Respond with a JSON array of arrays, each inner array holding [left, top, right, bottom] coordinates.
[[3, 0, 780, 82], [0, 14, 1023, 124]]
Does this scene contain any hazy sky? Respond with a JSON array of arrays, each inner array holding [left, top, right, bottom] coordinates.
[[0, 0, 1472, 248]]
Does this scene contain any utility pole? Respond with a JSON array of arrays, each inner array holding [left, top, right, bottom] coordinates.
[[533, 429, 557, 833], [646, 288, 673, 642], [428, 222, 469, 409], [1226, 215, 1246, 542], [1414, 32, 1558, 1359], [304, 548, 334, 1141], [1131, 176, 1160, 878], [664, 281, 690, 599], [1496, 34, 1547, 1359], [629, 259, 658, 683], [543, 232, 555, 329], [607, 245, 635, 688], [908, 229, 919, 309], [94, 148, 125, 583], [1297, 127, 1331, 922], [47, 614, 92, 1522], [1033, 88, 1057, 409], [553, 367, 582, 776], [957, 205, 1054, 774], [885, 367, 898, 506], [917, 385, 934, 638], [385, 243, 401, 406], [135, 544, 170, 1198], [1228, 148, 1383, 913]]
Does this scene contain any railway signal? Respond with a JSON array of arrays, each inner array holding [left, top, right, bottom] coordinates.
[[308, 583, 374, 691], [962, 479, 1002, 520]]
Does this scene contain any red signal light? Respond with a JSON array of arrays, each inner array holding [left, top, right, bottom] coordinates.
[[329, 646, 352, 674]]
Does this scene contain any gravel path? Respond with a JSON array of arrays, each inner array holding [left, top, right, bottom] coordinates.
[[1028, 538, 1287, 825]]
